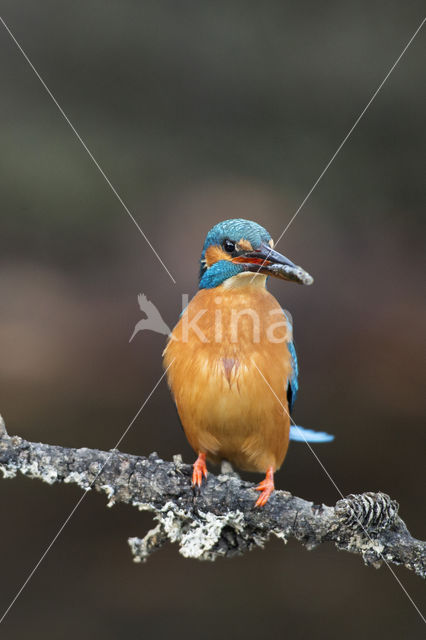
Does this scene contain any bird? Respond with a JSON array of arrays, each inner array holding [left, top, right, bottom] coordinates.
[[129, 293, 171, 342], [163, 218, 333, 507]]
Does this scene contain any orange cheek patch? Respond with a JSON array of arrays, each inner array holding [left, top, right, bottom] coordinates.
[[237, 238, 254, 252], [204, 245, 232, 267]]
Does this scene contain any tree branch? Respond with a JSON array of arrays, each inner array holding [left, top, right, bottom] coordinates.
[[0, 415, 424, 577]]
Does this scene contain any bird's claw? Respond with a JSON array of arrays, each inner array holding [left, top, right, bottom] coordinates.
[[192, 453, 208, 487], [254, 484, 274, 507], [254, 466, 275, 507]]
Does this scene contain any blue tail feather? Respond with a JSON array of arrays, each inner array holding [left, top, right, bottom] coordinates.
[[290, 425, 334, 443]]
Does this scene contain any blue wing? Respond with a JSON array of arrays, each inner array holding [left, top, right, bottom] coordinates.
[[282, 311, 298, 414], [287, 340, 298, 413], [290, 425, 334, 442]]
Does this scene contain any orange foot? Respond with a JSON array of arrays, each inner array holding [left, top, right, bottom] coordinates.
[[254, 466, 275, 507], [192, 452, 208, 487]]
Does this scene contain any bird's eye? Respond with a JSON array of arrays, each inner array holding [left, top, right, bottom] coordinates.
[[223, 239, 236, 253]]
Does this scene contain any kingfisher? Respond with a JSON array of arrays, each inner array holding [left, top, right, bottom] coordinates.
[[163, 219, 333, 507]]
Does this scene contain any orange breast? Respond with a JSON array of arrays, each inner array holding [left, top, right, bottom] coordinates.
[[163, 281, 292, 473]]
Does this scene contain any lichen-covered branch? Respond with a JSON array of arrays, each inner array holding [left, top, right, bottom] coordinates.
[[0, 415, 424, 577]]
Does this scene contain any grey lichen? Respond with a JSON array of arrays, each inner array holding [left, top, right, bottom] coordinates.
[[0, 417, 424, 577], [129, 524, 168, 562], [161, 503, 247, 560], [0, 414, 7, 436]]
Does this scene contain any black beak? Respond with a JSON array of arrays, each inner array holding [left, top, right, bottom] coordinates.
[[236, 242, 313, 285]]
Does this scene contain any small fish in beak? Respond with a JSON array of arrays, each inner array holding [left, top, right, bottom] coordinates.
[[233, 242, 314, 285]]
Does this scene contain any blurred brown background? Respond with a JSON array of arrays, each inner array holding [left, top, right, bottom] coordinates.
[[0, 2, 425, 638]]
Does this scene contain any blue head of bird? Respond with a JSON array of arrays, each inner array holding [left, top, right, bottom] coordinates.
[[199, 218, 313, 289]]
